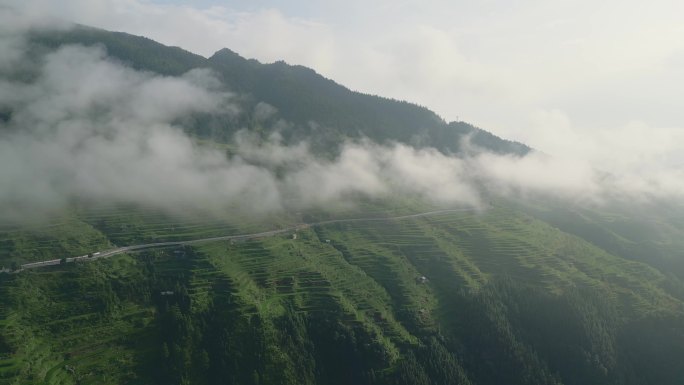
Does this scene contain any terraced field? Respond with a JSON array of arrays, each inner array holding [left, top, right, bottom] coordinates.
[[1, 204, 683, 384], [0, 256, 157, 385], [0, 199, 429, 268]]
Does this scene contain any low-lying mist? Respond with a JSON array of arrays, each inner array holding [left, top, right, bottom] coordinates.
[[0, 25, 681, 224]]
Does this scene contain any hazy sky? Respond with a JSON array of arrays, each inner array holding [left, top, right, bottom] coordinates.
[[5, 0, 684, 181]]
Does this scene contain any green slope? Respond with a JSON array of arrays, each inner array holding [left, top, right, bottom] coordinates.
[[2, 204, 683, 385], [513, 199, 684, 281]]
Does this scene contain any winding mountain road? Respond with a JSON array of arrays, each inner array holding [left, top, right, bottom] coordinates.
[[15, 208, 476, 272]]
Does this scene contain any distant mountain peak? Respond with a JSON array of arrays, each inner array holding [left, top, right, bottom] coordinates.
[[211, 47, 242, 58]]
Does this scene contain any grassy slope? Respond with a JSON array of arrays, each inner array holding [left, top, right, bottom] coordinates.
[[1, 203, 682, 384], [514, 199, 684, 281]]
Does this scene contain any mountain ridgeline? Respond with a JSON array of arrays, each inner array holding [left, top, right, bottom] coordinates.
[[0, 25, 683, 385], [28, 26, 528, 156]]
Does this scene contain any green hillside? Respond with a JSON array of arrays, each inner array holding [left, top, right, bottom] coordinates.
[[513, 199, 684, 281], [2, 204, 684, 385]]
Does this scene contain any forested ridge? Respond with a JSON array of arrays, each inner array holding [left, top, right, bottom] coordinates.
[[29, 25, 528, 156]]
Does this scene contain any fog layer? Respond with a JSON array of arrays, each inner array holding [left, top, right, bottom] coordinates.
[[0, 27, 680, 223]]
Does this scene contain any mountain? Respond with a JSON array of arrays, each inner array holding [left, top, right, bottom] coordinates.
[[0, 25, 683, 385], [29, 25, 528, 156]]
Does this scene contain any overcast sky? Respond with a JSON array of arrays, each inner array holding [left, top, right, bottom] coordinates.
[[6, 0, 684, 177]]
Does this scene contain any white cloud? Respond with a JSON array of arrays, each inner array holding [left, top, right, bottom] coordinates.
[[1, 1, 683, 221], [1, 35, 682, 225], [473, 151, 602, 202], [0, 37, 486, 222]]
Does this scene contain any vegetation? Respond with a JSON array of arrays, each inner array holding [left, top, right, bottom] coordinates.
[[1, 205, 684, 384], [0, 26, 682, 385]]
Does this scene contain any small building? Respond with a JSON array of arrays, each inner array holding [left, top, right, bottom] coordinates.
[[417, 276, 428, 284]]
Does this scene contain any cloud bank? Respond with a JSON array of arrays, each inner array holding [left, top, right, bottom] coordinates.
[[0, 21, 681, 225], [0, 36, 484, 221], [7, 0, 683, 205]]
